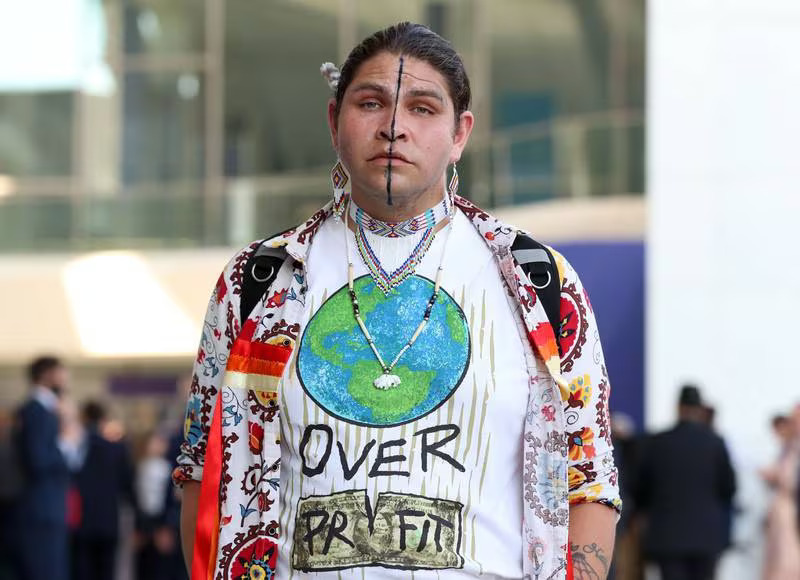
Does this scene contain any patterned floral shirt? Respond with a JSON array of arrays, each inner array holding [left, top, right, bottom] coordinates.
[[174, 191, 620, 580]]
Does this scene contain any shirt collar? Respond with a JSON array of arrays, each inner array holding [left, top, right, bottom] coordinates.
[[264, 201, 336, 265], [32, 386, 59, 412], [452, 195, 514, 255]]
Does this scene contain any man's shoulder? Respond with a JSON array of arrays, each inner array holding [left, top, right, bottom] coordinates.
[[219, 235, 294, 277], [453, 195, 562, 257], [18, 397, 47, 419], [15, 399, 55, 442], [228, 239, 279, 264], [658, 421, 719, 444], [89, 430, 115, 449], [231, 210, 336, 269], [645, 427, 682, 446]]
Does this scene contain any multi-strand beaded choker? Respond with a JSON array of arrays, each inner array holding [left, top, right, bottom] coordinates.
[[352, 197, 450, 237], [349, 197, 451, 296], [344, 196, 455, 389]]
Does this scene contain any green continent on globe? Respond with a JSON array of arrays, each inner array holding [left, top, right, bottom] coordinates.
[[307, 277, 382, 365], [444, 298, 467, 345], [346, 360, 437, 423]]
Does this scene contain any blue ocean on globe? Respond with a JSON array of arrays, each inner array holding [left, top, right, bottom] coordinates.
[[296, 275, 470, 426]]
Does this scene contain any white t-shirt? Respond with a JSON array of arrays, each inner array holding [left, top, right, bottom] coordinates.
[[277, 210, 530, 578]]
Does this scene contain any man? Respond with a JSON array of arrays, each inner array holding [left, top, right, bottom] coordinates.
[[636, 385, 736, 580], [176, 22, 619, 580], [15, 356, 72, 580], [70, 401, 135, 580]]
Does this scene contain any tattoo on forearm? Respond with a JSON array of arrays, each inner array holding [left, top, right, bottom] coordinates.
[[569, 542, 610, 580]]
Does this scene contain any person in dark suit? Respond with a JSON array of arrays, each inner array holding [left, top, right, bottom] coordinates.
[[14, 356, 72, 580], [70, 400, 136, 580], [635, 385, 737, 580]]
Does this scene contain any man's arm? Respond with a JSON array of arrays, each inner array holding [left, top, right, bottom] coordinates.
[[181, 480, 201, 573], [716, 437, 736, 503], [18, 402, 66, 477], [172, 248, 254, 574], [549, 250, 622, 579], [569, 503, 617, 580]]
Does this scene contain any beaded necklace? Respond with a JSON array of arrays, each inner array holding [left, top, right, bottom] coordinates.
[[350, 198, 450, 295], [344, 198, 455, 389], [353, 197, 450, 237]]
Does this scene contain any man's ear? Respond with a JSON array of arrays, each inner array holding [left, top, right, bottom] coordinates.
[[327, 98, 339, 151], [449, 111, 475, 164]]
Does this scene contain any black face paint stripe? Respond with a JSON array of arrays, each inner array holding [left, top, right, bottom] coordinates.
[[385, 56, 405, 207]]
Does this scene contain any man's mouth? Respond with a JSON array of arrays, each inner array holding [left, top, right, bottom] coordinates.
[[370, 152, 411, 164]]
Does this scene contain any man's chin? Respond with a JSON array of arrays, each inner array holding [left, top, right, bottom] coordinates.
[[356, 185, 417, 204]]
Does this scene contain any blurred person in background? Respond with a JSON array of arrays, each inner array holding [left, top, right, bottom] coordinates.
[[635, 385, 736, 580], [135, 430, 181, 580], [760, 409, 800, 580], [176, 22, 619, 580], [14, 356, 74, 580], [157, 377, 191, 580], [0, 405, 24, 580], [134, 375, 191, 580], [610, 412, 644, 580], [58, 396, 85, 575], [70, 400, 135, 580]]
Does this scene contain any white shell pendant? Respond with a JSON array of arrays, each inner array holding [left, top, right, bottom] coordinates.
[[373, 373, 401, 390]]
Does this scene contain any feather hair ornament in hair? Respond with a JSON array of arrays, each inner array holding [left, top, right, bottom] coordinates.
[[320, 62, 340, 91]]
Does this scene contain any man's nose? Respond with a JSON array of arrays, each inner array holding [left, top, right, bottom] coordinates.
[[377, 108, 407, 142]]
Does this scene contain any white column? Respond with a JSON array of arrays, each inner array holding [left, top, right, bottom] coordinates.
[[648, 2, 800, 578]]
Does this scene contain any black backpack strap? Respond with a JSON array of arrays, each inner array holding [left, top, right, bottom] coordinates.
[[510, 234, 563, 357], [239, 241, 289, 324]]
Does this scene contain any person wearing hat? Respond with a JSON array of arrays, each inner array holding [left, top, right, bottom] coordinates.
[[635, 384, 736, 580]]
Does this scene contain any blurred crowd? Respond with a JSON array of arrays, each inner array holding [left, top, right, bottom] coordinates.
[[611, 386, 800, 580], [0, 356, 187, 580], [1, 357, 798, 580]]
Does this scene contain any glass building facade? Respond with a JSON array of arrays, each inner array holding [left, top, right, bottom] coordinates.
[[0, 0, 644, 252]]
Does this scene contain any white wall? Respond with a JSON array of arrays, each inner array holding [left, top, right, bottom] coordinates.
[[648, 1, 800, 577]]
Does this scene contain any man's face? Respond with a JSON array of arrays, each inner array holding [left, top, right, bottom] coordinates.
[[328, 51, 473, 210], [43, 365, 69, 397]]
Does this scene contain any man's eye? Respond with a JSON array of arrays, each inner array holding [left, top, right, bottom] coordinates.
[[412, 106, 434, 115], [360, 101, 381, 110]]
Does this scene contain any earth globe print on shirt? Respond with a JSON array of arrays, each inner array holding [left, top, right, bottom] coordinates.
[[296, 275, 470, 427]]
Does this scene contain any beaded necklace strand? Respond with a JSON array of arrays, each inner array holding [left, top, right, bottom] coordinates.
[[353, 197, 449, 237], [354, 226, 435, 296], [344, 197, 454, 389], [350, 197, 450, 295]]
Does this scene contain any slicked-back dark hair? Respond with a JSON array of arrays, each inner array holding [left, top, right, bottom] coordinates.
[[334, 22, 471, 124], [82, 400, 107, 427], [28, 355, 62, 384]]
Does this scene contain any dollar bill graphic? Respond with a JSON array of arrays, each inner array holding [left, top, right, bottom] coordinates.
[[292, 490, 463, 571]]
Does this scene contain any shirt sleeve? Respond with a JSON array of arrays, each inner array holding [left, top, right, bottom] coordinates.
[[551, 249, 622, 513], [172, 244, 256, 486]]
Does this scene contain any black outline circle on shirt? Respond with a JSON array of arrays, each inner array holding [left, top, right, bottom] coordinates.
[[295, 274, 471, 428]]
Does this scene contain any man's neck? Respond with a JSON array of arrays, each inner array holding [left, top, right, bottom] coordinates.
[[351, 188, 445, 222]]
